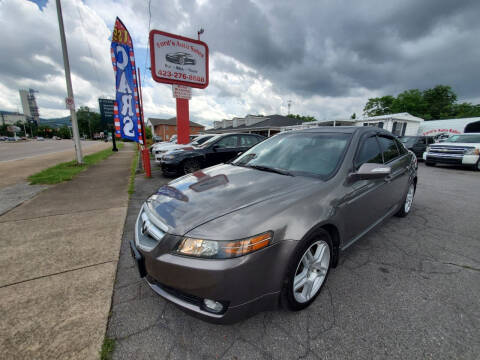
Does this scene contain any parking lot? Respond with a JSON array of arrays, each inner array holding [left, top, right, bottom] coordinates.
[[107, 163, 479, 360]]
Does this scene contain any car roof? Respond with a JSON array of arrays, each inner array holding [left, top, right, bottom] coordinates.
[[290, 126, 392, 136]]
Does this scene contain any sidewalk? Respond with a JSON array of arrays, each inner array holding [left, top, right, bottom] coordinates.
[[0, 143, 134, 359]]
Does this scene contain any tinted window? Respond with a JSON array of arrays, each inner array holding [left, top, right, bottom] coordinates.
[[239, 135, 260, 147], [233, 133, 351, 178], [216, 135, 238, 148], [394, 138, 407, 155], [378, 136, 400, 162], [355, 136, 383, 168]]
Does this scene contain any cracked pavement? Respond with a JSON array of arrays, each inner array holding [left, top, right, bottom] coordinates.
[[107, 163, 480, 359]]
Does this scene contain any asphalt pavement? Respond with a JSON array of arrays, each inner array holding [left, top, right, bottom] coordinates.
[[107, 163, 480, 360], [0, 139, 100, 162]]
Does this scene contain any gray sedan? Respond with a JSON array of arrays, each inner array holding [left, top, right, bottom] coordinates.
[[130, 126, 417, 323]]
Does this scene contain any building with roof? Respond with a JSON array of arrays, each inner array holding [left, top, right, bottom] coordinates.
[[209, 114, 305, 137], [0, 110, 26, 125], [148, 117, 205, 141], [281, 113, 424, 136], [19, 89, 40, 124]]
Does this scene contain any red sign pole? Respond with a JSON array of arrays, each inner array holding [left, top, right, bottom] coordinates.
[[176, 98, 190, 144], [137, 67, 151, 177]]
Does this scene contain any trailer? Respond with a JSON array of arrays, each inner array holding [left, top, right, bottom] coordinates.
[[418, 117, 480, 137]]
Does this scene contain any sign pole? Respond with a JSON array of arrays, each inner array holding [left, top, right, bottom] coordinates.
[[176, 98, 190, 144], [137, 68, 151, 177], [55, 0, 83, 164]]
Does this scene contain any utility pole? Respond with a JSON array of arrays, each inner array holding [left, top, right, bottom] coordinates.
[[287, 100, 292, 115], [55, 0, 83, 163]]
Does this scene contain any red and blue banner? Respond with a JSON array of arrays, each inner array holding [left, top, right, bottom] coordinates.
[[110, 17, 143, 144]]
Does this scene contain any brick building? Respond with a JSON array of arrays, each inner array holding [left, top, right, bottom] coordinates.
[[148, 117, 205, 141]]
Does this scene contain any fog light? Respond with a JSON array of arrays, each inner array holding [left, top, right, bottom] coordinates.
[[203, 298, 223, 313]]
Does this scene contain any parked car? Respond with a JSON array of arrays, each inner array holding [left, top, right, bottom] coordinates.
[[159, 133, 265, 175], [0, 136, 7, 141], [149, 135, 180, 154], [423, 133, 480, 170], [154, 134, 218, 163], [399, 136, 435, 158], [7, 137, 17, 141], [36, 136, 45, 141], [131, 127, 417, 323]]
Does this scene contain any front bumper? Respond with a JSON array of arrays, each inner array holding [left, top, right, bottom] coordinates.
[[159, 159, 182, 175], [425, 153, 479, 165], [131, 210, 297, 323]]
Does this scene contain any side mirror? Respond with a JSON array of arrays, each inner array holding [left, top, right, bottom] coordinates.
[[349, 163, 391, 181]]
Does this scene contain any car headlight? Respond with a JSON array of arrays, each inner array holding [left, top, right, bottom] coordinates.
[[162, 154, 175, 160], [176, 232, 272, 258], [464, 148, 480, 155]]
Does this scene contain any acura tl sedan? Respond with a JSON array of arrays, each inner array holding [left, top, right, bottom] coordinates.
[[130, 127, 417, 323]]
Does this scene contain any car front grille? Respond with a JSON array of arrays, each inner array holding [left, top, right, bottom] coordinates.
[[135, 205, 167, 251], [429, 146, 474, 155]]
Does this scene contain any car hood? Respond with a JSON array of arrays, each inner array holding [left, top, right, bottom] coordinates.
[[431, 142, 479, 148], [145, 164, 316, 235]]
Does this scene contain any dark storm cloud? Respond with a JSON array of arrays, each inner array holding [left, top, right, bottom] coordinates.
[[169, 0, 480, 99]]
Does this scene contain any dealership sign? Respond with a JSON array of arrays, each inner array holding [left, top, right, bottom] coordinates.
[[172, 85, 192, 99], [149, 30, 209, 89], [110, 17, 143, 143]]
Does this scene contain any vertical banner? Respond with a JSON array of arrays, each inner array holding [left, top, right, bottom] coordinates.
[[110, 17, 143, 144]]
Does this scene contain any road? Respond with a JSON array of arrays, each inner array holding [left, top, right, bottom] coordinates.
[[0, 140, 111, 189], [0, 139, 101, 162], [107, 163, 480, 360]]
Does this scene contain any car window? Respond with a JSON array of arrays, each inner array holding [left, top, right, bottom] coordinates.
[[427, 137, 435, 144], [216, 135, 238, 149], [418, 138, 426, 145], [394, 138, 408, 155], [233, 133, 351, 179], [239, 135, 260, 147], [355, 136, 383, 168], [378, 136, 400, 163]]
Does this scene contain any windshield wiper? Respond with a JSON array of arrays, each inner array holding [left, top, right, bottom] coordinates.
[[247, 165, 294, 176]]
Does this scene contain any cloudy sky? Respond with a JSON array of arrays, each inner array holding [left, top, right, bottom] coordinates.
[[2, 0, 480, 127]]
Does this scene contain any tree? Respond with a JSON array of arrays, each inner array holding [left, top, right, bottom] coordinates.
[[287, 114, 317, 122], [57, 125, 71, 139], [423, 85, 457, 119], [145, 126, 152, 140], [76, 106, 102, 138], [391, 89, 426, 118], [350, 113, 356, 119], [363, 95, 395, 117]]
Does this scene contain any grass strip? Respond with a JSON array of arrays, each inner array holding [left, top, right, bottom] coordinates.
[[99, 337, 115, 360], [128, 146, 139, 196], [28, 143, 124, 185]]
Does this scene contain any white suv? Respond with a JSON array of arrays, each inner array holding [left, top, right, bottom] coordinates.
[[423, 133, 480, 170]]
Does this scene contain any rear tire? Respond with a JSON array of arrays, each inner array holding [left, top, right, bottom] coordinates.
[[475, 160, 480, 172], [282, 230, 332, 311], [395, 182, 415, 217]]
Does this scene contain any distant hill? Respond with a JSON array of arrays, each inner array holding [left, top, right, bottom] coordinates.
[[39, 116, 71, 128]]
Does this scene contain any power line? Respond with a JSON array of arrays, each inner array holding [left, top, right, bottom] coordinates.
[[143, 0, 152, 86], [74, 1, 101, 86]]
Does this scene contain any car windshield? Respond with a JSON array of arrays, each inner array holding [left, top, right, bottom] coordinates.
[[198, 135, 222, 148], [443, 134, 480, 143], [191, 135, 213, 146], [232, 132, 351, 178], [399, 137, 418, 146]]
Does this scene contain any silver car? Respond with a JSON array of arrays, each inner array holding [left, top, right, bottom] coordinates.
[[130, 127, 417, 323]]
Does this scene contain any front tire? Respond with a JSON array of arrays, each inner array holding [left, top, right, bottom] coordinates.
[[182, 158, 201, 174], [395, 182, 415, 217], [283, 230, 332, 311]]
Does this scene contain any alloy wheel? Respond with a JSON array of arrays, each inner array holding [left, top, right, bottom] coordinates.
[[293, 240, 330, 303], [183, 160, 200, 174]]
